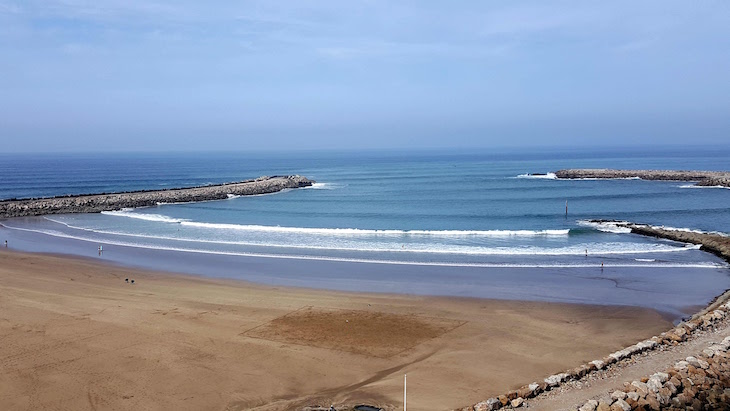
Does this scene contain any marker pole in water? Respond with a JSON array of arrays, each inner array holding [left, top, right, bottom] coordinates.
[[404, 374, 407, 411]]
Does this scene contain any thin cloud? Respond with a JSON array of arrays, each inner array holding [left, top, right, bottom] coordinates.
[[613, 38, 657, 53]]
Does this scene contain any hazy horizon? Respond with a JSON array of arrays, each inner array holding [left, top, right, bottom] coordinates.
[[1, 1, 729, 153]]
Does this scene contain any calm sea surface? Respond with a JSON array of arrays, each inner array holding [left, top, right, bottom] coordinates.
[[1, 147, 729, 318]]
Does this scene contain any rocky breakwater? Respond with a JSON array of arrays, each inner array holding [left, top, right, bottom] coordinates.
[[590, 220, 730, 265], [0, 175, 314, 218], [553, 169, 730, 188]]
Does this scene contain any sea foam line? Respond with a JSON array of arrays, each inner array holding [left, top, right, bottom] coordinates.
[[306, 182, 346, 190], [100, 210, 570, 237], [577, 220, 633, 234], [34, 217, 705, 256], [1, 223, 724, 269], [516, 173, 557, 180], [678, 184, 730, 190], [179, 221, 571, 237], [101, 210, 188, 223]]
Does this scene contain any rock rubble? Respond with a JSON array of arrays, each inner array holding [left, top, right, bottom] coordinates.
[[574, 334, 730, 410], [0, 175, 314, 218], [553, 169, 730, 187], [458, 222, 730, 411], [590, 221, 730, 265], [458, 304, 730, 410]]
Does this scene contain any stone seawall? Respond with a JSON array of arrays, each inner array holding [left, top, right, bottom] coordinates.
[[459, 222, 730, 411], [0, 175, 314, 218], [590, 221, 730, 265], [574, 333, 730, 410], [553, 169, 730, 188]]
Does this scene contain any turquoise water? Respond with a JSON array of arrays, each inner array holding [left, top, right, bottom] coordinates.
[[2, 148, 729, 267], [1, 147, 729, 318]]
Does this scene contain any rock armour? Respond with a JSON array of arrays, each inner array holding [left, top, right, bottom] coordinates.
[[0, 175, 314, 218], [553, 169, 730, 187], [458, 222, 730, 411]]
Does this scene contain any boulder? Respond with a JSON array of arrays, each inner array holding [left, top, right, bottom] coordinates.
[[646, 377, 662, 393], [590, 360, 605, 370], [578, 400, 597, 411], [610, 399, 631, 411], [631, 380, 649, 395]]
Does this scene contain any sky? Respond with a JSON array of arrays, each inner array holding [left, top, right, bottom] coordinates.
[[1, 1, 729, 152]]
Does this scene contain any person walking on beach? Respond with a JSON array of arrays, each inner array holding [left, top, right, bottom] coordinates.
[[98, 245, 103, 256]]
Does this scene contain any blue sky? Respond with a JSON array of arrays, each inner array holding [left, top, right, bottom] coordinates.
[[1, 1, 729, 152]]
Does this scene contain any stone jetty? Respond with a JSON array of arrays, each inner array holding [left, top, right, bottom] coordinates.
[[553, 169, 730, 188], [0, 175, 314, 218], [589, 220, 730, 265]]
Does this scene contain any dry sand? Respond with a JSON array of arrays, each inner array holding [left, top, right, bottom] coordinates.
[[0, 249, 672, 410]]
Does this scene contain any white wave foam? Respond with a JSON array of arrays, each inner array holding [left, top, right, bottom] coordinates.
[[308, 182, 345, 190], [577, 220, 633, 234], [38, 218, 702, 256], [2, 222, 724, 269], [646, 224, 729, 237], [179, 221, 569, 237], [559, 176, 642, 181], [678, 184, 730, 190], [101, 210, 187, 223], [577, 220, 729, 238], [516, 173, 557, 179]]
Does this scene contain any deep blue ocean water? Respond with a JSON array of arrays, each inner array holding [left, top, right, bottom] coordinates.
[[1, 147, 729, 318]]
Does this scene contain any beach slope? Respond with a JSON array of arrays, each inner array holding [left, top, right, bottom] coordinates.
[[0, 250, 672, 410]]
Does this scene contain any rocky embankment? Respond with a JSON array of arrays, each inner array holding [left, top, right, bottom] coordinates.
[[553, 169, 730, 188], [0, 175, 313, 218], [459, 306, 730, 411], [574, 334, 730, 410], [459, 222, 730, 411], [591, 221, 730, 265]]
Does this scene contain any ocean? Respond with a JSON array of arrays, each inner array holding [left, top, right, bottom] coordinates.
[[1, 147, 729, 320]]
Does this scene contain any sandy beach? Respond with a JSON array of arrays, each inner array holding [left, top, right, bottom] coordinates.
[[0, 249, 673, 410]]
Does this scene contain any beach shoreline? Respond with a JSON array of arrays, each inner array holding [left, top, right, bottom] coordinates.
[[2, 220, 727, 322], [0, 247, 674, 410]]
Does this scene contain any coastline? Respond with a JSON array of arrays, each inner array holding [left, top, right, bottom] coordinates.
[[0, 248, 673, 410], [0, 175, 313, 218], [461, 222, 730, 410], [2, 221, 727, 321]]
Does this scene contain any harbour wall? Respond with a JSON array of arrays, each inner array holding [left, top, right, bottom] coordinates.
[[0, 175, 314, 218]]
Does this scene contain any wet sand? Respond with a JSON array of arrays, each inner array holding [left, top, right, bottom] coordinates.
[[3, 222, 729, 321], [0, 249, 673, 410]]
